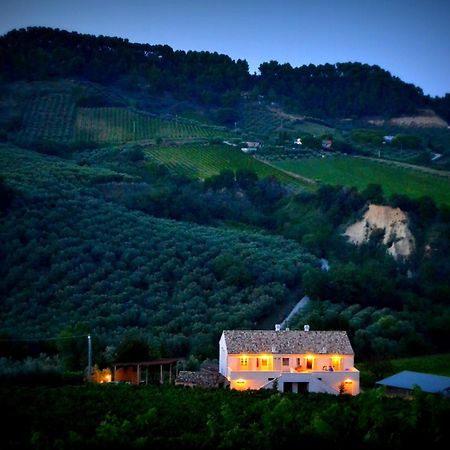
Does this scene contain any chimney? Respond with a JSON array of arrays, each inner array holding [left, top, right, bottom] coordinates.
[[304, 325, 310, 331], [275, 324, 281, 332]]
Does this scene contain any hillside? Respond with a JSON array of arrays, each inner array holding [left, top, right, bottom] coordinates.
[[0, 26, 449, 370], [1, 27, 450, 173], [1, 27, 448, 121], [0, 143, 318, 357]]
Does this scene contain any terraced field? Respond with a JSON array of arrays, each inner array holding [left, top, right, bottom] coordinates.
[[272, 156, 450, 206], [17, 94, 230, 145], [75, 107, 230, 143], [145, 144, 313, 190]]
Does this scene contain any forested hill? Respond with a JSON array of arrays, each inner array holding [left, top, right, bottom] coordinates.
[[1, 26, 447, 119], [258, 61, 425, 118]]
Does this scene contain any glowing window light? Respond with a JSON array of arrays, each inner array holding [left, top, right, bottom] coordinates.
[[239, 355, 249, 367], [332, 356, 341, 370]]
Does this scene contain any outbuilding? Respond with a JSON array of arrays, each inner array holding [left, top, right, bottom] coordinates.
[[376, 370, 450, 396]]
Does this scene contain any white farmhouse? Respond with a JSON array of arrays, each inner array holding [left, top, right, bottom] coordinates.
[[219, 328, 359, 395]]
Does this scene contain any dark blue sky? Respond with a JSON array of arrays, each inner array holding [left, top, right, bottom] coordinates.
[[1, 0, 449, 96]]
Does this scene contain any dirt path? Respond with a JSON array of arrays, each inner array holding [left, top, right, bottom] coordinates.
[[280, 296, 310, 330], [255, 157, 317, 186], [354, 155, 450, 179]]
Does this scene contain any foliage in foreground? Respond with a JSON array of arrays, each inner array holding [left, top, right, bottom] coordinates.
[[1, 384, 449, 450]]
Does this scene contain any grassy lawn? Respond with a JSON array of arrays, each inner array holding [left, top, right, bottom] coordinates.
[[144, 144, 311, 190], [273, 156, 450, 207]]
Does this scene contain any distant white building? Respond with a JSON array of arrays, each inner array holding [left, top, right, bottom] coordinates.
[[383, 135, 396, 144], [240, 141, 261, 154], [219, 328, 360, 395]]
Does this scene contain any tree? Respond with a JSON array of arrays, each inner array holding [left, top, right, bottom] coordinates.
[[115, 336, 152, 362], [362, 184, 384, 203]]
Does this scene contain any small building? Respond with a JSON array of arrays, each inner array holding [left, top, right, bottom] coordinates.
[[241, 141, 261, 154], [219, 328, 359, 395], [383, 135, 396, 144], [113, 358, 180, 385], [294, 138, 303, 146], [376, 371, 450, 396], [321, 139, 333, 150]]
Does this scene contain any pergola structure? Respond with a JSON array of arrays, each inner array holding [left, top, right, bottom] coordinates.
[[113, 358, 181, 385]]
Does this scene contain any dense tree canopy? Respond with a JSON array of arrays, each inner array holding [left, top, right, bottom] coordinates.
[[0, 27, 250, 108], [258, 61, 426, 117], [1, 27, 447, 119]]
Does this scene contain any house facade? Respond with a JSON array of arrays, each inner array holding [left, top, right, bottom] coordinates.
[[219, 329, 359, 395]]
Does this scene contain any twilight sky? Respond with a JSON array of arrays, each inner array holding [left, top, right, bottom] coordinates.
[[1, 0, 449, 97]]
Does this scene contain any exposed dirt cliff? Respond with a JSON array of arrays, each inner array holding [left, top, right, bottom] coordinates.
[[368, 109, 448, 128], [344, 204, 415, 259]]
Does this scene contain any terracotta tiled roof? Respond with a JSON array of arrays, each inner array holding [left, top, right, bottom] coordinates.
[[222, 330, 354, 355]]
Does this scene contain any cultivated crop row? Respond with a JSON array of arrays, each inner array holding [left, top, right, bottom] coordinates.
[[75, 108, 229, 143], [18, 94, 76, 144], [145, 144, 309, 190]]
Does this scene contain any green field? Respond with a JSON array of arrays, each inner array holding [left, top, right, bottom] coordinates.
[[145, 144, 312, 190], [273, 156, 450, 207], [389, 354, 450, 377]]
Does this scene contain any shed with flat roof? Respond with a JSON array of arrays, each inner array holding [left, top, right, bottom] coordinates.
[[376, 370, 450, 396]]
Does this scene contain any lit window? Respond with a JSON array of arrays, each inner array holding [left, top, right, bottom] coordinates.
[[306, 356, 313, 369], [240, 357, 248, 368], [261, 357, 268, 367], [332, 356, 341, 370]]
